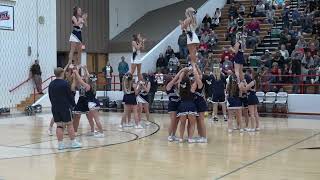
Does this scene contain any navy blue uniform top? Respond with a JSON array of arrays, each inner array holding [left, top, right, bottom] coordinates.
[[49, 79, 76, 110], [203, 75, 213, 97], [85, 86, 96, 102], [245, 74, 255, 91], [211, 74, 226, 96], [166, 86, 180, 102]]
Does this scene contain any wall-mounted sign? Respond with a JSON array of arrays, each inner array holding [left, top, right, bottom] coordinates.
[[0, 5, 14, 30]]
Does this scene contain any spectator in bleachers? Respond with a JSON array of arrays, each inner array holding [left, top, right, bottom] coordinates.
[[292, 8, 301, 26], [291, 57, 302, 93], [208, 30, 218, 50], [279, 28, 289, 46], [226, 16, 237, 41], [212, 9, 221, 28], [302, 51, 315, 69], [254, 1, 266, 17], [296, 35, 308, 49], [178, 30, 188, 59], [199, 40, 209, 55], [197, 53, 207, 73], [261, 50, 273, 68], [301, 13, 313, 33], [291, 45, 305, 60], [156, 53, 168, 73], [228, 2, 238, 18], [282, 7, 290, 29], [266, 5, 276, 24], [202, 14, 212, 28], [200, 31, 210, 44], [118, 56, 129, 91], [247, 4, 256, 18], [168, 54, 180, 74], [165, 46, 175, 61], [308, 35, 319, 50], [280, 44, 290, 61], [314, 52, 320, 67], [272, 51, 285, 70], [246, 31, 260, 49], [236, 14, 245, 32], [221, 47, 234, 63], [246, 18, 260, 35], [222, 56, 234, 74], [239, 3, 246, 16]]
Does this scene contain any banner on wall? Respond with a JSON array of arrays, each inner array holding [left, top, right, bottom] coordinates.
[[0, 5, 14, 30]]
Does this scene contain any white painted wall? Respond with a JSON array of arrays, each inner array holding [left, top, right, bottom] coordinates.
[[0, 0, 57, 108], [109, 0, 182, 39]]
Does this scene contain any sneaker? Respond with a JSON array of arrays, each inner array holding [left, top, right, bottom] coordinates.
[[255, 127, 260, 131], [228, 129, 233, 133], [94, 132, 105, 138], [188, 138, 196, 143], [213, 117, 218, 121], [144, 121, 151, 126], [245, 128, 251, 132], [128, 122, 135, 127], [172, 136, 180, 141], [240, 129, 244, 133], [224, 116, 228, 122], [179, 138, 184, 143], [196, 137, 208, 143], [47, 128, 53, 136], [119, 124, 123, 129], [87, 131, 96, 136], [167, 136, 174, 142], [71, 140, 82, 149], [135, 124, 144, 129], [58, 142, 65, 150]]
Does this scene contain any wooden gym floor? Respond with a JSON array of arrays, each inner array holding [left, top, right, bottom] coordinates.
[[0, 112, 319, 180]]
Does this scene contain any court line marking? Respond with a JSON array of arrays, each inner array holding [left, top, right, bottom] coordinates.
[[215, 131, 320, 180], [0, 120, 160, 160]]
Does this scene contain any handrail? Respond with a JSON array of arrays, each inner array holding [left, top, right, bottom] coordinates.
[[9, 77, 32, 93], [33, 76, 55, 103]]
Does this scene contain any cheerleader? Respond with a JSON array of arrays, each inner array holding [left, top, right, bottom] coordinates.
[[180, 7, 200, 63], [137, 73, 151, 126], [192, 64, 208, 143], [226, 73, 244, 133], [239, 75, 249, 130], [177, 69, 198, 143], [130, 34, 146, 81], [229, 32, 246, 83], [120, 73, 142, 129], [72, 67, 94, 136], [210, 67, 227, 122], [69, 6, 87, 65], [245, 70, 260, 131]]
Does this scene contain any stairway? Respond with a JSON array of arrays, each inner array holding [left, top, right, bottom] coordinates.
[[16, 94, 43, 111]]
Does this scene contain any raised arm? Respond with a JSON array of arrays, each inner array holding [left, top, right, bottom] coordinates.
[[192, 63, 203, 89], [166, 67, 188, 91]]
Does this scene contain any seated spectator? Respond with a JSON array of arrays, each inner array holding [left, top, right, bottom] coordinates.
[[165, 46, 175, 61], [246, 31, 260, 49], [279, 28, 289, 46], [228, 2, 238, 18], [296, 35, 308, 49], [273, 51, 286, 70], [202, 14, 212, 28], [279, 44, 290, 61], [156, 53, 167, 73], [226, 16, 237, 41], [292, 8, 301, 26], [266, 5, 276, 24], [261, 50, 273, 68], [301, 13, 313, 33], [221, 56, 233, 74], [246, 18, 260, 35], [291, 45, 304, 61], [197, 53, 207, 73], [208, 30, 218, 50], [221, 48, 234, 63], [314, 52, 320, 67], [212, 10, 221, 28], [302, 51, 315, 69], [254, 1, 266, 17], [178, 30, 188, 59], [168, 54, 180, 74], [238, 3, 246, 16], [274, 0, 285, 8], [289, 27, 299, 41], [200, 31, 210, 44], [308, 35, 320, 50], [247, 4, 256, 18], [199, 40, 209, 55]]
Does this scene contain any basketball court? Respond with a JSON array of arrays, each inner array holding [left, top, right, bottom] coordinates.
[[0, 113, 319, 180]]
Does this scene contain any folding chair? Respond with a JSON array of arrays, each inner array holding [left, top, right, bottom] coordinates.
[[256, 91, 265, 113], [263, 92, 276, 113], [275, 92, 288, 113]]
